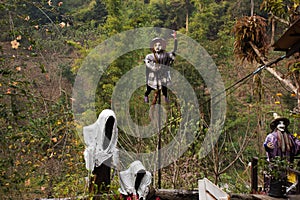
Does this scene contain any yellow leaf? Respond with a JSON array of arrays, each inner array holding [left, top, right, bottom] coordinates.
[[15, 160, 20, 166], [59, 22, 66, 28], [294, 133, 298, 137], [34, 164, 40, 168], [25, 179, 31, 186], [52, 137, 57, 143]]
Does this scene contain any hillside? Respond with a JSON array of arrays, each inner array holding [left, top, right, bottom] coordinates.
[[1, 0, 300, 199]]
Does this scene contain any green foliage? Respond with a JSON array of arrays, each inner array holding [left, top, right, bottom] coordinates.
[[261, 0, 286, 17], [148, 0, 193, 30], [71, 0, 108, 27], [189, 0, 231, 41], [259, 156, 290, 181], [0, 94, 86, 198]]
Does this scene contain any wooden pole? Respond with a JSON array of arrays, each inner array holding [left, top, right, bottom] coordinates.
[[158, 88, 162, 189], [90, 157, 112, 195], [251, 157, 258, 194]]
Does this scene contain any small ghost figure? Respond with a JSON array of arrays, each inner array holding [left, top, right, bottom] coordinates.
[[119, 160, 152, 200]]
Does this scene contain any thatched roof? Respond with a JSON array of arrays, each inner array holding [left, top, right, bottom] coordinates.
[[273, 17, 300, 57]]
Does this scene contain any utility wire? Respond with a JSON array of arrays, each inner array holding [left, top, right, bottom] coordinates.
[[205, 55, 287, 107]]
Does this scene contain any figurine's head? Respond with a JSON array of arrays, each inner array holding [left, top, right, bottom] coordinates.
[[150, 37, 166, 53], [270, 113, 290, 132], [276, 121, 286, 132]]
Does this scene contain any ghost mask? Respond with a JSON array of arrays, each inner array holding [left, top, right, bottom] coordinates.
[[277, 120, 286, 132], [154, 42, 162, 53]]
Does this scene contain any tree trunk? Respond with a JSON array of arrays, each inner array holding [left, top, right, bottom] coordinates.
[[185, 0, 189, 33], [271, 16, 275, 46], [250, 0, 254, 16], [89, 157, 112, 195]]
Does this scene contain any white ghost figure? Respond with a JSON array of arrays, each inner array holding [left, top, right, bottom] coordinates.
[[119, 160, 152, 200], [83, 109, 118, 171]]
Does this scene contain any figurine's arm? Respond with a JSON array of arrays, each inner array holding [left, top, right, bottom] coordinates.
[[264, 134, 275, 151], [294, 136, 300, 155]]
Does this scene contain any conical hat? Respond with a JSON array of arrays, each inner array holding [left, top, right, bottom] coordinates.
[[270, 113, 290, 131]]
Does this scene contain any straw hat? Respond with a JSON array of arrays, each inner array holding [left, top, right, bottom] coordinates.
[[270, 113, 290, 131], [150, 37, 166, 50]]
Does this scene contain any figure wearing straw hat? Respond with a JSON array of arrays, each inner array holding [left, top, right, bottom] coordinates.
[[264, 113, 300, 161], [263, 113, 300, 197], [144, 31, 177, 104]]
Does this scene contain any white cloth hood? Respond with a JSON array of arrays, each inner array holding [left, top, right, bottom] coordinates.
[[83, 109, 118, 171], [119, 160, 152, 199]]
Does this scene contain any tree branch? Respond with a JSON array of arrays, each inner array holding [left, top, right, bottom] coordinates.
[[249, 41, 298, 93], [272, 14, 289, 25]]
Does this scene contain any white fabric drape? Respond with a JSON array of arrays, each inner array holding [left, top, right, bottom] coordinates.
[[119, 160, 152, 199], [83, 109, 118, 171]]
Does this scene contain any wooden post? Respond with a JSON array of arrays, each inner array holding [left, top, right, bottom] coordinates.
[[90, 157, 112, 195], [251, 157, 258, 194]]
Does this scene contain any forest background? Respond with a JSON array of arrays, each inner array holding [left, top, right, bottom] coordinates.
[[1, 0, 300, 199]]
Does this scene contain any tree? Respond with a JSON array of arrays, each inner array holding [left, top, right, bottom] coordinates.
[[189, 0, 232, 41], [233, 0, 300, 114], [232, 0, 300, 162]]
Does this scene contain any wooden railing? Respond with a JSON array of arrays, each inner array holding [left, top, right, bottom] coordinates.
[[198, 178, 229, 200]]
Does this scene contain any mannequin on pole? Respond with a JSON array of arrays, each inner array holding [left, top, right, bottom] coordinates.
[[144, 31, 177, 104]]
